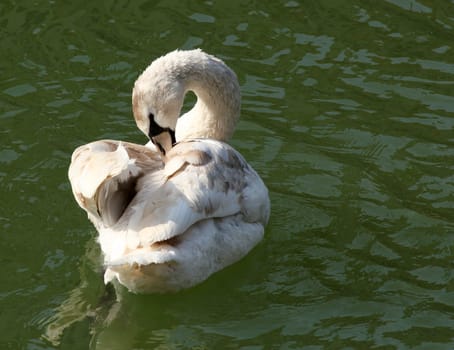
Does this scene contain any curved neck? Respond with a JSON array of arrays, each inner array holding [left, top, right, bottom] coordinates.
[[133, 50, 241, 144], [174, 55, 241, 142]]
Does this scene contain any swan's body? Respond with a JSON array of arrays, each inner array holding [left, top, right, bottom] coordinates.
[[68, 49, 270, 293]]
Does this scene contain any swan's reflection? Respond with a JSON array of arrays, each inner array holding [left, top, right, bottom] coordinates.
[[43, 237, 152, 349], [43, 235, 265, 349]]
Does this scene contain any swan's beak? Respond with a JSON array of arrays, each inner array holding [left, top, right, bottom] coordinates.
[[151, 130, 175, 156]]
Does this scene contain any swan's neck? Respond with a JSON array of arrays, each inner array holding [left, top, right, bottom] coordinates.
[[174, 54, 241, 142], [133, 50, 241, 143]]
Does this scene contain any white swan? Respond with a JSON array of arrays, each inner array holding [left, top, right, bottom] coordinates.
[[68, 49, 270, 293]]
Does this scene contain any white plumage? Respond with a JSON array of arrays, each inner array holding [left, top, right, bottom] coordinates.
[[68, 49, 270, 293]]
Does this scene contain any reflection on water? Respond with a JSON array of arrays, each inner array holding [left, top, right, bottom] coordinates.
[[1, 0, 454, 349], [42, 239, 104, 347]]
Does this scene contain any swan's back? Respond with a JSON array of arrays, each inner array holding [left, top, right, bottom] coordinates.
[[69, 138, 269, 293]]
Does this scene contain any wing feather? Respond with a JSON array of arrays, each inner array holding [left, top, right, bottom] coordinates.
[[117, 140, 262, 248], [68, 140, 163, 225], [69, 138, 269, 263]]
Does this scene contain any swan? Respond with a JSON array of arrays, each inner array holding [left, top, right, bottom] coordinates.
[[68, 49, 270, 293]]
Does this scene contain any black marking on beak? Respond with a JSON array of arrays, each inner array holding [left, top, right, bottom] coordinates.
[[148, 114, 176, 145], [155, 141, 166, 155]]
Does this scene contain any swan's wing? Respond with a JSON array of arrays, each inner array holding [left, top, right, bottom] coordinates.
[[69, 139, 269, 264], [68, 140, 163, 226], [122, 140, 270, 247]]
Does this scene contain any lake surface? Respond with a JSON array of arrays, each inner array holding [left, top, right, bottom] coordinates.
[[1, 0, 454, 348]]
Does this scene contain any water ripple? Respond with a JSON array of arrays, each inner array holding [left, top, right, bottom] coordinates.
[[1, 0, 454, 348]]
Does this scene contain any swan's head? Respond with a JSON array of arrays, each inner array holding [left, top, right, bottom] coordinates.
[[132, 55, 185, 155]]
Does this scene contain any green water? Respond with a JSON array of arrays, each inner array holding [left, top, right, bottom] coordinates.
[[1, 0, 454, 348]]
